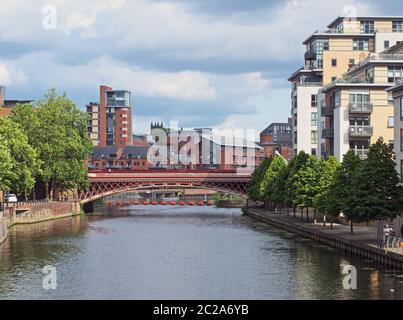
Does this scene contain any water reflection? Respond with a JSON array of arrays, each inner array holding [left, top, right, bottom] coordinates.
[[0, 206, 401, 299]]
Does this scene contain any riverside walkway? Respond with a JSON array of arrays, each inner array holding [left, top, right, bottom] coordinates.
[[245, 208, 403, 270]]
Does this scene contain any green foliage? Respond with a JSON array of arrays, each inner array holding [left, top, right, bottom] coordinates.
[[247, 140, 402, 228], [272, 161, 291, 205], [10, 89, 93, 198], [265, 155, 287, 203], [0, 117, 41, 197], [313, 156, 339, 213], [0, 139, 13, 191], [327, 150, 362, 221], [351, 138, 402, 222], [293, 155, 323, 210], [248, 157, 272, 201], [285, 151, 309, 209]]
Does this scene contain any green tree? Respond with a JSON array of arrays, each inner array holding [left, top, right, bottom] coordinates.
[[0, 140, 13, 192], [293, 155, 323, 222], [248, 157, 272, 202], [285, 151, 309, 217], [265, 155, 287, 211], [11, 89, 93, 199], [272, 161, 291, 214], [351, 138, 402, 231], [327, 150, 361, 231], [0, 117, 41, 199], [313, 156, 339, 224]]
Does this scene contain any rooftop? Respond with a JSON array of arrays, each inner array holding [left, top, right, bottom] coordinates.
[[328, 16, 403, 28]]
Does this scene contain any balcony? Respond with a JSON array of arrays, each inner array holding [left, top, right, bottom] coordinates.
[[305, 50, 316, 61], [349, 126, 373, 137], [322, 128, 334, 139], [348, 54, 403, 73], [353, 148, 369, 160], [321, 105, 333, 116], [348, 102, 373, 114]]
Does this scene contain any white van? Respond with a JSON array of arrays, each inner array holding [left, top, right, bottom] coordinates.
[[5, 194, 18, 203]]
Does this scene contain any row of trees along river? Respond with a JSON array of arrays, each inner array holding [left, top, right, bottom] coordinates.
[[248, 138, 403, 233], [0, 89, 93, 201]]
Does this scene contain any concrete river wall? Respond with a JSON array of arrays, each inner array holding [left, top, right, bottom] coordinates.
[[245, 208, 403, 271], [0, 201, 81, 246]]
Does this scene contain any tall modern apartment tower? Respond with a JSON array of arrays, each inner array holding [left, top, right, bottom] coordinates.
[[289, 16, 403, 157], [99, 85, 132, 147]]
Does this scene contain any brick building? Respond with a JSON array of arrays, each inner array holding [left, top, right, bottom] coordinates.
[[0, 86, 32, 117], [97, 85, 132, 147], [260, 119, 293, 160], [87, 146, 149, 171]]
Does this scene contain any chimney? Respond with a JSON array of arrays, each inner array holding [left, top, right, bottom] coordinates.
[[0, 86, 5, 107]]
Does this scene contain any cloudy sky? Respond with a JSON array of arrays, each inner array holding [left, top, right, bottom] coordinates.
[[0, 0, 401, 135]]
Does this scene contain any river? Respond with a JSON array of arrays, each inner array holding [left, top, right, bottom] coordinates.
[[0, 206, 402, 299]]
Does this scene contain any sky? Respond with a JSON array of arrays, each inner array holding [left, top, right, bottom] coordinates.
[[0, 0, 401, 135]]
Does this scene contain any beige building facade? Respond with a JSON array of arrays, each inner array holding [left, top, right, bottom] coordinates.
[[290, 16, 403, 157]]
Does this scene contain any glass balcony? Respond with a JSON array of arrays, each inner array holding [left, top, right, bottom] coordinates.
[[353, 148, 369, 160], [348, 102, 373, 114], [349, 126, 373, 137], [321, 105, 333, 116], [321, 128, 334, 139]]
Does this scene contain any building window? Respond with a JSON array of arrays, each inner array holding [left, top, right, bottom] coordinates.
[[401, 160, 403, 183], [393, 20, 403, 32], [360, 20, 374, 34], [311, 112, 318, 126], [388, 116, 394, 128], [401, 97, 403, 121], [311, 94, 317, 107], [400, 129, 403, 152], [349, 93, 370, 106], [331, 59, 337, 67], [388, 66, 403, 83], [365, 67, 374, 83], [384, 40, 390, 49], [311, 148, 317, 156], [353, 38, 369, 51], [331, 77, 337, 83], [311, 130, 318, 144]]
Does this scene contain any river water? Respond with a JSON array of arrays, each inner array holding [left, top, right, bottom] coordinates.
[[0, 206, 402, 299]]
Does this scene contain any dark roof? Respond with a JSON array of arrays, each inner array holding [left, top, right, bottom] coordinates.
[[91, 146, 118, 160], [4, 100, 33, 107], [122, 146, 148, 159], [260, 122, 292, 135]]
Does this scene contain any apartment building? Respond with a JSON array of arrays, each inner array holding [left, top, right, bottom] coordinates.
[[318, 41, 403, 160], [387, 82, 403, 180], [289, 16, 403, 156], [99, 85, 132, 147], [260, 120, 293, 160], [86, 102, 100, 146]]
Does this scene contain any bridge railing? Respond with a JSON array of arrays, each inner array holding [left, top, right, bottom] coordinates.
[[15, 199, 50, 207]]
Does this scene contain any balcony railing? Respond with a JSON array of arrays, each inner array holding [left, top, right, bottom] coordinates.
[[348, 102, 373, 114], [322, 128, 334, 139], [353, 148, 369, 160], [349, 54, 403, 73], [349, 125, 373, 137]]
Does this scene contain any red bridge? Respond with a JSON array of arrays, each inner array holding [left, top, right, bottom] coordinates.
[[80, 170, 251, 204]]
